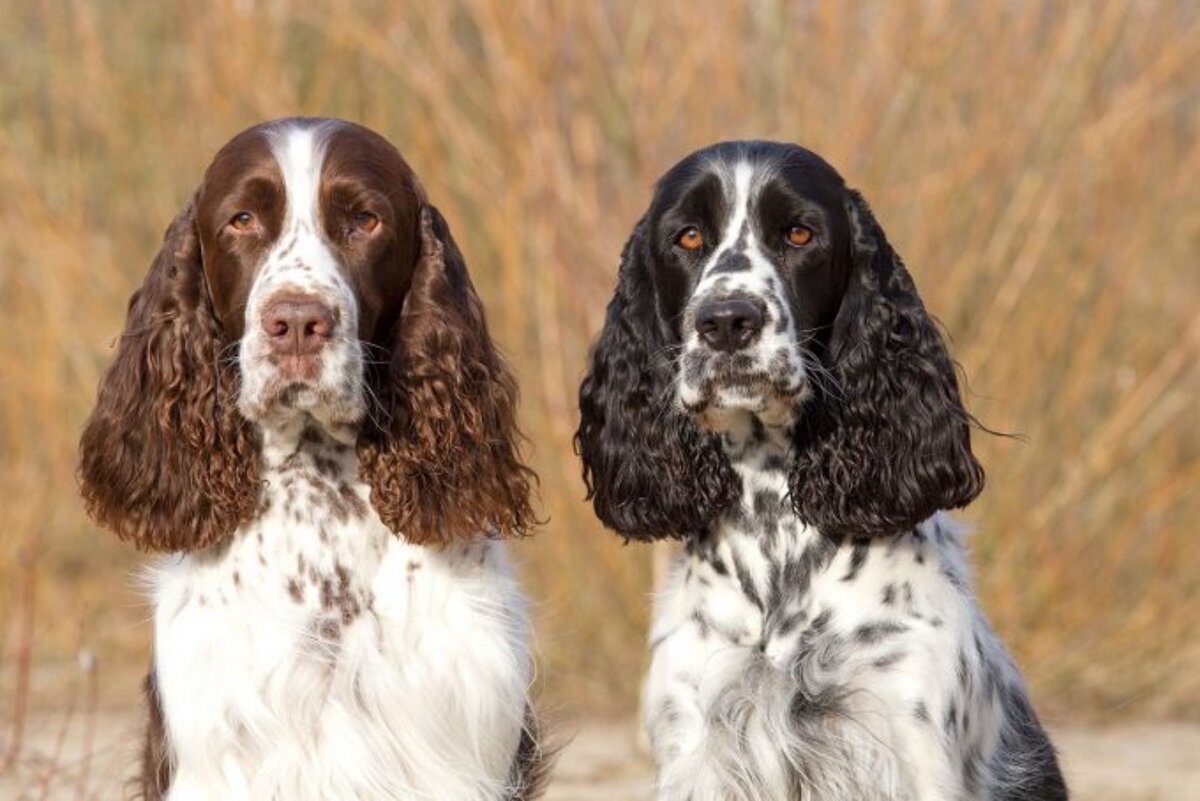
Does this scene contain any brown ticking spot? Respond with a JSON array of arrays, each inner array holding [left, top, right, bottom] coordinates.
[[407, 560, 422, 574], [232, 571, 241, 588], [338, 483, 368, 518], [286, 578, 303, 602], [316, 617, 340, 642]]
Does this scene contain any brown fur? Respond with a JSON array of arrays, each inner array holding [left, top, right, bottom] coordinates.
[[136, 670, 172, 800], [358, 205, 536, 544], [79, 120, 535, 550], [78, 198, 261, 552]]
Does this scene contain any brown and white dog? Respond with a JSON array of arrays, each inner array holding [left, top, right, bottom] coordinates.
[[79, 118, 546, 800]]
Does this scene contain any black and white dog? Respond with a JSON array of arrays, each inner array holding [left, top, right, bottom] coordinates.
[[576, 141, 1066, 800]]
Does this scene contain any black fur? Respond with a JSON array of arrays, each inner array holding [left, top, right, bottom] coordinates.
[[788, 189, 984, 538], [576, 141, 984, 541], [575, 221, 739, 541]]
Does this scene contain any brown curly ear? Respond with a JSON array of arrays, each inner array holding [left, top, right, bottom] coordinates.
[[358, 205, 535, 544], [78, 198, 260, 552]]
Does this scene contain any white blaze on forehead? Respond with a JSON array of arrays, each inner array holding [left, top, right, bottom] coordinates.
[[679, 157, 809, 418], [237, 120, 364, 426], [722, 162, 755, 248], [266, 122, 337, 228]]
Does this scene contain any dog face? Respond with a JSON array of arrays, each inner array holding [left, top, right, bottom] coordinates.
[[577, 141, 983, 541], [642, 144, 853, 428]]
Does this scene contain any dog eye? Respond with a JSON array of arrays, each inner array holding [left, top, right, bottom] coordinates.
[[229, 211, 256, 231], [786, 226, 813, 247], [351, 210, 380, 235], [677, 227, 704, 251]]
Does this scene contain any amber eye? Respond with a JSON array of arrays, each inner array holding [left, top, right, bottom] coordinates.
[[351, 210, 380, 235], [677, 227, 704, 251], [786, 225, 813, 248], [229, 211, 256, 231]]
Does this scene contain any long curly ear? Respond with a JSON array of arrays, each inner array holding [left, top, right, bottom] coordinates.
[[575, 222, 738, 542], [358, 205, 535, 545], [789, 189, 984, 538], [79, 199, 260, 552]]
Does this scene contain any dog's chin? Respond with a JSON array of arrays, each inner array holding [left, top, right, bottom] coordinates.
[[240, 376, 365, 433], [682, 378, 809, 432]]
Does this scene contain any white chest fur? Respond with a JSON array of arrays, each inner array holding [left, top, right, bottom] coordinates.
[[642, 431, 1021, 801], [150, 425, 532, 801]]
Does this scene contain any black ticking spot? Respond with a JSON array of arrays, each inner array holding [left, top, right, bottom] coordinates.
[[810, 608, 833, 633], [914, 701, 930, 722], [691, 609, 712, 639], [854, 620, 908, 644], [942, 565, 966, 591], [771, 609, 808, 640], [731, 552, 765, 611], [881, 584, 897, 605], [790, 687, 841, 720], [841, 539, 870, 581], [962, 744, 983, 796], [944, 700, 959, 733], [872, 651, 906, 670]]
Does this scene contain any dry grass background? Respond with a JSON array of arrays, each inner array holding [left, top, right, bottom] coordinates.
[[1, 0, 1197, 767]]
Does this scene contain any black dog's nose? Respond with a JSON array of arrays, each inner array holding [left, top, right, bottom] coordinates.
[[694, 298, 765, 352]]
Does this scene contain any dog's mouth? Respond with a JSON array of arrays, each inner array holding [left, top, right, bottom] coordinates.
[[241, 355, 366, 429], [678, 346, 809, 428]]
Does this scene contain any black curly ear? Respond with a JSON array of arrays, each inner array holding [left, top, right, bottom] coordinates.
[[789, 189, 984, 538], [575, 221, 738, 541]]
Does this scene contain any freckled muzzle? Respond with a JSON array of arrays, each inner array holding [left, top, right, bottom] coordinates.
[[678, 280, 809, 420], [238, 266, 366, 425]]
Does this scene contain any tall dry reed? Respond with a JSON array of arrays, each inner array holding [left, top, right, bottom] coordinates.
[[1, 1, 1196, 731]]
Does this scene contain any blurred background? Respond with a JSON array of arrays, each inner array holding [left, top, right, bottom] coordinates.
[[1, 0, 1197, 795]]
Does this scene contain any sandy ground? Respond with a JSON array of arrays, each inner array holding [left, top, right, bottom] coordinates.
[[3, 712, 1198, 800]]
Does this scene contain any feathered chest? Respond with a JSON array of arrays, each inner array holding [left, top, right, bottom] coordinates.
[[146, 431, 532, 800]]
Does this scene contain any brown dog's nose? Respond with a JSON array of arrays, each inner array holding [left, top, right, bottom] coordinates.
[[695, 298, 765, 352], [261, 296, 336, 355]]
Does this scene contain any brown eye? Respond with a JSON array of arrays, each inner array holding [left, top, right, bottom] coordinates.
[[677, 227, 704, 251], [786, 225, 813, 247], [229, 211, 256, 231], [352, 210, 380, 235]]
